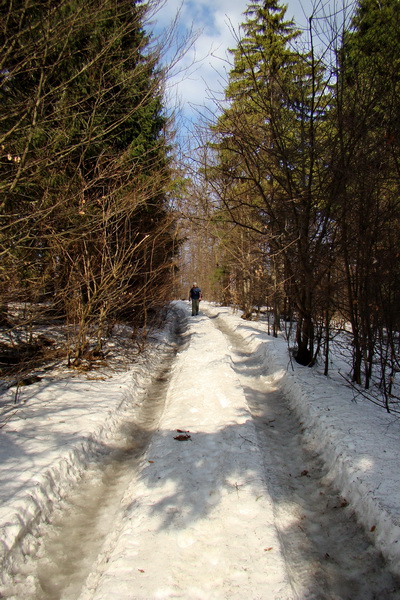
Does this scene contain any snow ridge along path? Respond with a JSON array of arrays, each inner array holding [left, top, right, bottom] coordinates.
[[0, 307, 182, 597], [207, 304, 400, 577]]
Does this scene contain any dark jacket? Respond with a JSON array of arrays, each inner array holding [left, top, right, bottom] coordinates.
[[189, 286, 202, 300]]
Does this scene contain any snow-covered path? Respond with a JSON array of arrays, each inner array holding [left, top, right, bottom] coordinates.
[[1, 301, 400, 599], [79, 307, 292, 600]]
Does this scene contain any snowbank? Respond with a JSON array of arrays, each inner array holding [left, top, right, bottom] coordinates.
[[0, 306, 181, 579], [207, 304, 400, 575]]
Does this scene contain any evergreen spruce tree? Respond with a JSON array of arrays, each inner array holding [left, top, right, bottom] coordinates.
[[210, 0, 332, 364]]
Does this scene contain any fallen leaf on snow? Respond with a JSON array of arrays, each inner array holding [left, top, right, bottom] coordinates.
[[370, 525, 376, 532], [264, 547, 273, 551]]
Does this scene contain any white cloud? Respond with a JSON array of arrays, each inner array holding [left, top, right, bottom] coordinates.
[[151, 0, 248, 124], [151, 0, 333, 129]]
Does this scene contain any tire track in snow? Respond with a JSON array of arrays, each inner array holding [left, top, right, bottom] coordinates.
[[2, 314, 189, 600], [209, 312, 400, 600]]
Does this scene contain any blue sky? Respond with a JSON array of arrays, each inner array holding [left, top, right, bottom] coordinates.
[[150, 0, 353, 133]]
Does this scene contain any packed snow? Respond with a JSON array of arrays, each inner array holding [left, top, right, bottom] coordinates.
[[0, 301, 400, 599]]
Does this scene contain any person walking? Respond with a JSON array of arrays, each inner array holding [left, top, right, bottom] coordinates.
[[189, 282, 202, 316]]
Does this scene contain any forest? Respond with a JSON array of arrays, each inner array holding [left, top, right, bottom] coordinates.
[[1, 0, 399, 411], [0, 0, 177, 365]]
